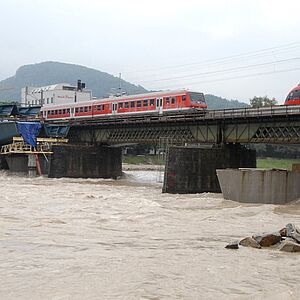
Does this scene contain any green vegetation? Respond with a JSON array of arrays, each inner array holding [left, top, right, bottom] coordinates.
[[257, 158, 300, 170], [205, 94, 248, 109], [123, 155, 163, 165], [249, 96, 277, 107], [123, 155, 300, 170], [0, 61, 147, 101]]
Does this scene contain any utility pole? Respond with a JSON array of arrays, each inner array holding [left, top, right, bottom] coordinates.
[[118, 73, 122, 96]]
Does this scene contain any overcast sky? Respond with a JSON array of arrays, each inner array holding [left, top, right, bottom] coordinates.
[[1, 0, 300, 103]]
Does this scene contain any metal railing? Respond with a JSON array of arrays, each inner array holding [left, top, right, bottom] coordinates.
[[1, 141, 52, 155], [0, 137, 69, 155], [205, 105, 300, 119], [45, 104, 300, 127]]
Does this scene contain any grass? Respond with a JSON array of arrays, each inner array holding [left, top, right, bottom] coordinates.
[[123, 155, 300, 170], [257, 158, 300, 170]]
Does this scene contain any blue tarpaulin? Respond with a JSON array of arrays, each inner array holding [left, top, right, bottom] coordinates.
[[16, 122, 42, 147]]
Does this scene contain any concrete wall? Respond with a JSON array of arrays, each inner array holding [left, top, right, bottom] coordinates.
[[48, 144, 122, 179], [0, 156, 9, 170], [163, 144, 256, 194], [217, 169, 300, 204], [4, 154, 49, 174]]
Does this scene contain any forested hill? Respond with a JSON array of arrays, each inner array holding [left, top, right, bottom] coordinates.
[[205, 94, 248, 109], [0, 61, 147, 100], [0, 61, 248, 108]]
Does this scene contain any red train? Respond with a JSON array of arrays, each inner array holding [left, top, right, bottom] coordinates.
[[284, 84, 300, 105], [41, 89, 207, 120]]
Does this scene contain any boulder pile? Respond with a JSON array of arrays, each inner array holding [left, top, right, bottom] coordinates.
[[225, 223, 300, 252]]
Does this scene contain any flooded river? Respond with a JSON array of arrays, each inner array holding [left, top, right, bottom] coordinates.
[[1, 169, 300, 299]]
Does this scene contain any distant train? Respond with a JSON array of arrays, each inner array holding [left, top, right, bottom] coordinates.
[[41, 89, 207, 120], [284, 84, 300, 105]]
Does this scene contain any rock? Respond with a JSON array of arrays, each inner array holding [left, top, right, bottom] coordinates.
[[279, 227, 287, 237], [225, 241, 239, 249], [284, 237, 296, 243], [239, 237, 261, 249], [279, 240, 300, 252], [252, 232, 281, 247], [291, 232, 300, 243], [285, 223, 297, 237]]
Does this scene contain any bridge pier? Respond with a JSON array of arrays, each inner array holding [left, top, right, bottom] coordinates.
[[48, 144, 122, 179], [0, 156, 9, 170], [163, 144, 256, 194], [4, 154, 49, 175]]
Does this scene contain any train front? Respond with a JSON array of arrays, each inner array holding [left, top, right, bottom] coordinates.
[[285, 84, 300, 105]]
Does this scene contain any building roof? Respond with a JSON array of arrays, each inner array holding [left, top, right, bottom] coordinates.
[[31, 83, 71, 93]]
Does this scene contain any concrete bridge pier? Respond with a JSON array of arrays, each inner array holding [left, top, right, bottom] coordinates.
[[163, 143, 256, 194], [48, 144, 122, 179]]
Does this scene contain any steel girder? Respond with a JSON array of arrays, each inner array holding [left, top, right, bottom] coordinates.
[[68, 120, 300, 145]]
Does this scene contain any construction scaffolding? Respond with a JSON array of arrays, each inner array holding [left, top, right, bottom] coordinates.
[[0, 137, 68, 155]]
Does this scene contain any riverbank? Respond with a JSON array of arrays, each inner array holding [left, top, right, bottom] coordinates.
[[123, 155, 300, 170]]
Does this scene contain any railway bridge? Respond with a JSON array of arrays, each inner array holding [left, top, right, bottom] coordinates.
[[46, 105, 299, 194], [53, 105, 300, 145], [2, 105, 300, 194]]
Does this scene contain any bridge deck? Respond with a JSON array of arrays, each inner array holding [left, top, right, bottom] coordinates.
[[43, 105, 300, 145]]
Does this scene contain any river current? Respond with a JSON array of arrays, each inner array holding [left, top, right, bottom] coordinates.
[[1, 169, 300, 299]]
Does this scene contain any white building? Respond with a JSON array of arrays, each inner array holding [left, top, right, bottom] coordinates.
[[21, 81, 92, 107]]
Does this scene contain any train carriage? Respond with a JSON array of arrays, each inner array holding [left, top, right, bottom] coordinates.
[[41, 89, 207, 120]]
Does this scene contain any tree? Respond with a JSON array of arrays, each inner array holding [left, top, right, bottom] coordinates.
[[249, 96, 277, 108]]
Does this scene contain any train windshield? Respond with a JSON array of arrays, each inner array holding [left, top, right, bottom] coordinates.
[[286, 89, 300, 100], [189, 92, 205, 104]]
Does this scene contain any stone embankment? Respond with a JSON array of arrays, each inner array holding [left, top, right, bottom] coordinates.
[[226, 223, 300, 252]]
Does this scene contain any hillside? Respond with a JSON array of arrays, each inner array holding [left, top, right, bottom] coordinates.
[[0, 61, 248, 109], [0, 61, 147, 101], [205, 94, 248, 109]]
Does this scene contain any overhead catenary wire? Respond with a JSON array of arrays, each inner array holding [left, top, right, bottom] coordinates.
[[129, 57, 300, 84], [123, 41, 300, 76], [151, 66, 300, 90]]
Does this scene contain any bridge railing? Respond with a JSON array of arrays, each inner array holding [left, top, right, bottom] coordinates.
[[206, 105, 300, 119]]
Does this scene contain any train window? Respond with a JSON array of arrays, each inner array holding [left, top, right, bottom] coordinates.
[[143, 99, 148, 107], [62, 109, 66, 114], [88, 106, 92, 112], [182, 95, 186, 101], [80, 107, 83, 112], [189, 92, 205, 104], [130, 101, 135, 108], [84, 107, 88, 112], [150, 99, 155, 106], [75, 108, 79, 113], [97, 105, 101, 111], [137, 101, 142, 107], [125, 102, 129, 108], [55, 110, 58, 115], [59, 110, 62, 114], [67, 108, 70, 113], [292, 90, 300, 99], [102, 105, 105, 110], [119, 103, 123, 109], [166, 97, 170, 104], [172, 97, 176, 104]]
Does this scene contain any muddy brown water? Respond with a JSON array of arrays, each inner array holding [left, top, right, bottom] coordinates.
[[1, 170, 300, 299]]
